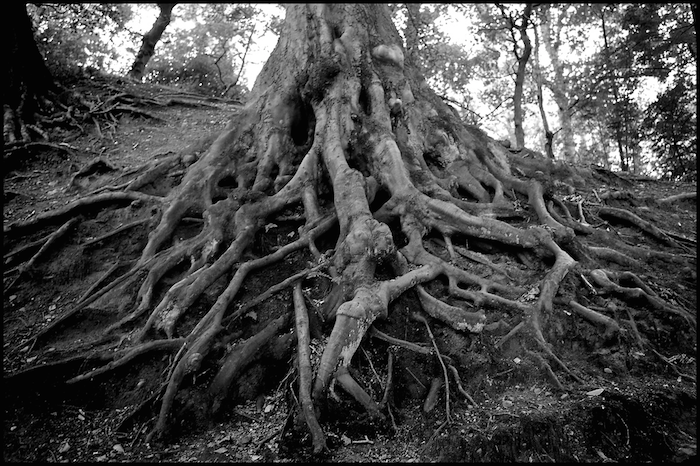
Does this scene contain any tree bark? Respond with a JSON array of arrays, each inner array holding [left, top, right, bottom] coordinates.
[[127, 3, 177, 82], [539, 5, 577, 163], [532, 16, 555, 159], [511, 4, 534, 151], [2, 3, 55, 142]]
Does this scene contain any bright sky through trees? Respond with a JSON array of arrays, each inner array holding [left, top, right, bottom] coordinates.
[[70, 3, 691, 179]]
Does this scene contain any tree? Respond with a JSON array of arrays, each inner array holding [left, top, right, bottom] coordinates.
[[4, 3, 696, 458], [143, 3, 278, 96], [127, 3, 177, 82], [502, 3, 534, 151], [642, 77, 697, 181], [3, 3, 56, 142], [536, 4, 580, 163]]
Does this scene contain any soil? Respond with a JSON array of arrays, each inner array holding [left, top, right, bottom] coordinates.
[[3, 74, 697, 463]]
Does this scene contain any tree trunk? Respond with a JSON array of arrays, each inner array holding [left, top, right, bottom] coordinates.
[[512, 4, 534, 150], [127, 3, 177, 82], [2, 3, 55, 143], [532, 17, 555, 159], [539, 5, 577, 163]]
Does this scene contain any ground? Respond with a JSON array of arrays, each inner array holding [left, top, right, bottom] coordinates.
[[3, 74, 697, 463]]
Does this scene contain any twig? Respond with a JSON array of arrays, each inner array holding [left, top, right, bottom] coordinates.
[[447, 364, 476, 406], [414, 314, 452, 423], [405, 367, 427, 390]]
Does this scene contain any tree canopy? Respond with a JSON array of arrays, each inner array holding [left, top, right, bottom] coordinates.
[[16, 3, 696, 180]]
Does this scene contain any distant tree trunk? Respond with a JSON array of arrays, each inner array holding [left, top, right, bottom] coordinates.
[[127, 3, 177, 82], [539, 5, 576, 163], [2, 3, 55, 143], [403, 3, 423, 66], [532, 18, 555, 159], [600, 8, 629, 172], [509, 3, 534, 150]]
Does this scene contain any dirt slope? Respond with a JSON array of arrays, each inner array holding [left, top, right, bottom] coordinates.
[[3, 75, 696, 463]]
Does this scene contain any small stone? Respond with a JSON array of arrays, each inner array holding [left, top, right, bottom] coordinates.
[[113, 444, 125, 454], [95, 455, 108, 462], [48, 304, 57, 311], [604, 367, 613, 374], [502, 400, 514, 408], [59, 442, 71, 453]]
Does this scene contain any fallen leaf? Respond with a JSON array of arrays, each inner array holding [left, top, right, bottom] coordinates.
[[586, 388, 605, 397], [213, 447, 228, 454]]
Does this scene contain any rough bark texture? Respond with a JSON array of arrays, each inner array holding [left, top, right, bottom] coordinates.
[[127, 3, 177, 82]]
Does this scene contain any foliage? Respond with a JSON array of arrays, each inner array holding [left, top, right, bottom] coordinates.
[[27, 3, 133, 80], [642, 77, 697, 182], [144, 4, 281, 97], [19, 2, 697, 180]]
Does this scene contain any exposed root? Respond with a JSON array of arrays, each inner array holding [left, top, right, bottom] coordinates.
[[447, 364, 476, 406], [66, 338, 185, 384], [3, 191, 163, 234], [5, 217, 78, 292], [597, 206, 684, 249], [423, 377, 443, 413], [589, 269, 696, 328], [208, 314, 290, 415], [4, 4, 696, 457], [658, 192, 696, 204], [82, 218, 151, 247], [414, 313, 452, 423], [292, 282, 326, 454], [568, 300, 620, 342]]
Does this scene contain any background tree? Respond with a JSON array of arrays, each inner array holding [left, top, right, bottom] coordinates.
[[127, 3, 178, 82], [642, 77, 697, 181], [28, 3, 132, 78], [535, 3, 588, 164], [3, 3, 58, 143], [143, 3, 281, 96]]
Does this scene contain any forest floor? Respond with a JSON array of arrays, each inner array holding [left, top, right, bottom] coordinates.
[[3, 75, 697, 463]]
